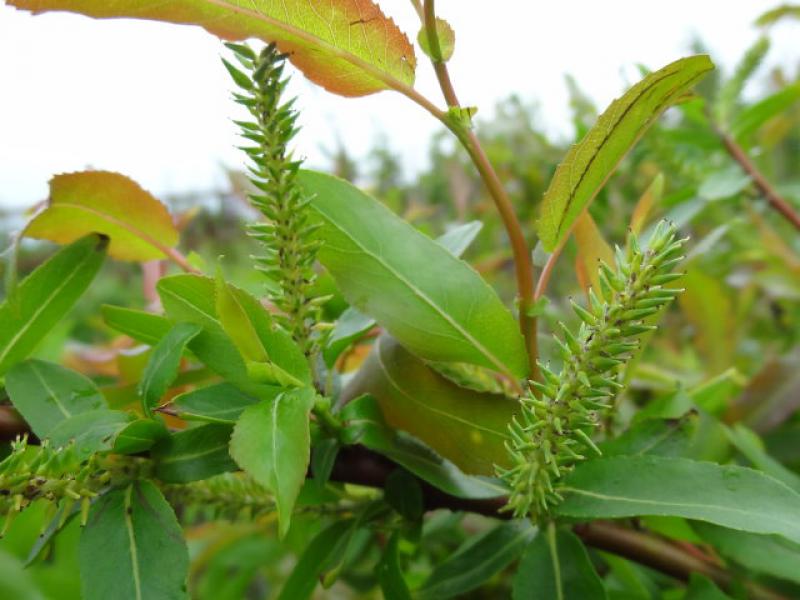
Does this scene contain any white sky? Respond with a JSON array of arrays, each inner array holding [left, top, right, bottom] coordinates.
[[0, 1, 796, 209]]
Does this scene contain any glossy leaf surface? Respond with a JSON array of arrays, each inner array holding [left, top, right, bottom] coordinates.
[[79, 481, 189, 600], [230, 388, 316, 537], [345, 336, 516, 475], [298, 170, 527, 378], [538, 55, 714, 250], [0, 234, 107, 375], [558, 455, 800, 543]]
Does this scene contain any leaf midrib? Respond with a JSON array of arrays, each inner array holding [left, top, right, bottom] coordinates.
[[316, 208, 514, 377], [560, 487, 800, 534], [0, 249, 93, 368], [375, 337, 508, 441], [123, 485, 143, 600]]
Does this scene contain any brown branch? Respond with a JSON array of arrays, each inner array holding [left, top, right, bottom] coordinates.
[[0, 406, 33, 443], [0, 407, 784, 598], [575, 521, 787, 600], [329, 445, 785, 599], [718, 131, 800, 232]]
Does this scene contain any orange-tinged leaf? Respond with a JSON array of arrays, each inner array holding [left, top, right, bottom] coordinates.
[[24, 171, 178, 261], [8, 0, 416, 97], [630, 173, 664, 235], [573, 212, 614, 296], [345, 335, 516, 476]]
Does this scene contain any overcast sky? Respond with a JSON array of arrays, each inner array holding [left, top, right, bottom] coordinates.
[[0, 1, 796, 209]]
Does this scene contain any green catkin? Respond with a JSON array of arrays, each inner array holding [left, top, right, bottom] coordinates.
[[0, 437, 147, 533], [497, 221, 686, 522], [224, 43, 327, 359]]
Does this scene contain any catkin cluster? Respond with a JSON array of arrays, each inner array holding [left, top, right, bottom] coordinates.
[[224, 43, 327, 358], [0, 437, 107, 534], [498, 221, 686, 521]]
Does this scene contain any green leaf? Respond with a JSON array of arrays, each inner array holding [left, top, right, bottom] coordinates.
[[298, 170, 527, 378], [557, 455, 800, 543], [684, 574, 733, 600], [172, 383, 260, 425], [138, 322, 202, 417], [5, 359, 107, 438], [102, 305, 171, 346], [341, 395, 507, 499], [112, 419, 169, 455], [599, 413, 699, 459], [152, 424, 237, 483], [723, 423, 800, 493], [345, 336, 516, 475], [756, 4, 800, 26], [697, 166, 750, 201], [512, 528, 607, 600], [322, 223, 480, 367], [79, 481, 189, 600], [384, 469, 424, 522], [437, 221, 483, 257], [416, 521, 534, 600], [157, 274, 285, 396], [378, 532, 412, 600], [215, 275, 310, 387], [0, 233, 107, 375], [47, 409, 133, 459], [229, 388, 316, 537], [732, 83, 800, 142], [538, 55, 714, 251], [276, 520, 355, 600], [323, 307, 376, 367], [158, 274, 251, 387], [0, 549, 45, 600], [23, 171, 179, 261], [7, 0, 416, 98], [417, 17, 455, 62], [693, 522, 800, 585]]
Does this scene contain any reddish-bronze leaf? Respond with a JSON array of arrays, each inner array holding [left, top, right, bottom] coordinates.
[[24, 171, 179, 261], [8, 0, 416, 97]]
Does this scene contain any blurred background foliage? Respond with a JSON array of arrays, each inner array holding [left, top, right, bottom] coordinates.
[[2, 16, 800, 598]]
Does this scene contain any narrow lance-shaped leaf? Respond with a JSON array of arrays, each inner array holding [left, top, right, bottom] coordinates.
[[230, 387, 316, 537], [416, 521, 535, 600], [24, 171, 178, 261], [78, 481, 189, 600], [171, 383, 261, 425], [102, 305, 172, 346], [277, 520, 355, 600], [323, 221, 483, 367], [0, 233, 107, 375], [538, 55, 714, 250], [152, 424, 238, 483], [7, 0, 416, 97], [512, 528, 607, 600], [693, 522, 800, 586], [215, 273, 310, 387], [557, 455, 800, 544], [5, 359, 107, 438], [138, 322, 202, 417], [298, 170, 528, 379]]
